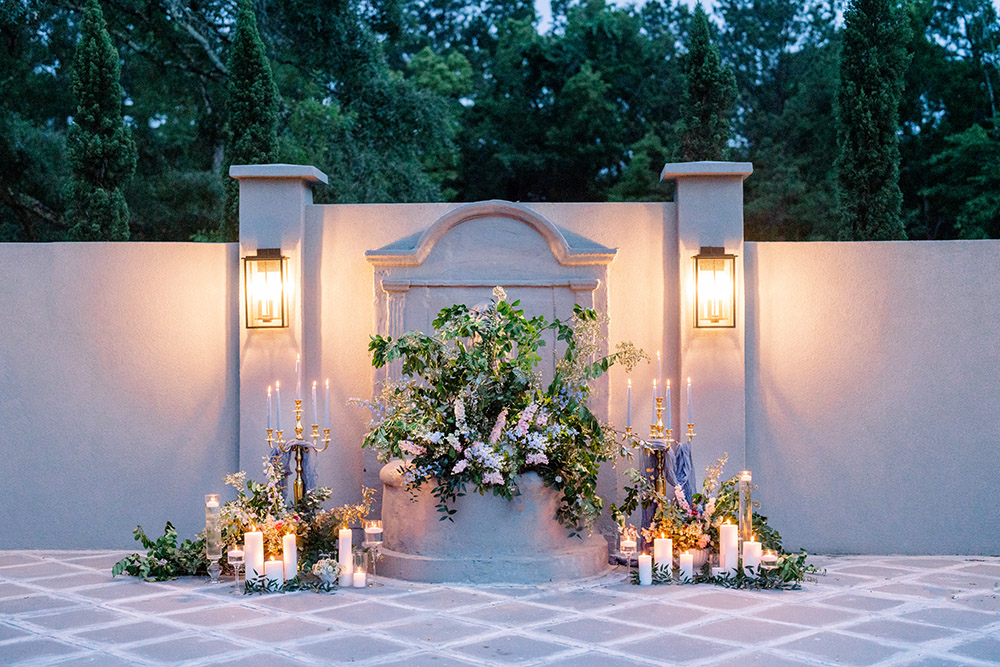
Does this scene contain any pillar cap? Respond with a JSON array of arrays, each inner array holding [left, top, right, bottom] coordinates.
[[229, 164, 329, 184], [660, 161, 753, 181]]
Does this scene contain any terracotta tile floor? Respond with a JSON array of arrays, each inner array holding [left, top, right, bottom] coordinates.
[[1, 552, 998, 665]]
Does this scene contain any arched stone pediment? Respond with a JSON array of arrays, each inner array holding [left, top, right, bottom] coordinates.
[[365, 200, 616, 268]]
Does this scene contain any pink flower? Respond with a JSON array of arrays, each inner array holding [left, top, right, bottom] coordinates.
[[489, 409, 508, 445], [483, 471, 505, 485], [698, 534, 711, 549], [526, 452, 549, 466], [452, 460, 468, 474], [399, 440, 426, 456], [674, 485, 691, 512]]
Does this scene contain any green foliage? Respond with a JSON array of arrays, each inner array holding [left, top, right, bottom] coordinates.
[[836, 0, 911, 240], [243, 574, 336, 595], [64, 0, 137, 241], [221, 0, 278, 241], [688, 551, 817, 590], [111, 523, 207, 581], [677, 3, 737, 161]]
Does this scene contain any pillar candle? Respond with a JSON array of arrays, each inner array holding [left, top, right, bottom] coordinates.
[[638, 554, 652, 585], [338, 528, 353, 586], [353, 570, 366, 588], [275, 381, 281, 432], [267, 386, 272, 430], [665, 380, 671, 430], [687, 377, 692, 425], [653, 537, 672, 573], [720, 522, 739, 575], [626, 379, 632, 429], [742, 537, 762, 574], [296, 354, 301, 401], [243, 527, 264, 583], [264, 557, 283, 589], [311, 381, 318, 425], [282, 532, 297, 581], [679, 551, 694, 581]]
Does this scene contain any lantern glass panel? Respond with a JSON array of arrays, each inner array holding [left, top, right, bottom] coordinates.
[[244, 253, 287, 328], [695, 253, 735, 328]]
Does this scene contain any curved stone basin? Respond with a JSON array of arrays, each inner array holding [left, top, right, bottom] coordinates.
[[378, 460, 609, 583]]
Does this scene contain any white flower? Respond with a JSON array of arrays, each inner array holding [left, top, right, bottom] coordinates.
[[452, 460, 468, 474], [526, 452, 549, 466], [489, 409, 508, 445], [492, 286, 507, 302], [483, 471, 505, 485], [400, 440, 426, 456]]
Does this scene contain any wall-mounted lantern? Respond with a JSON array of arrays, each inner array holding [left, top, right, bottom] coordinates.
[[694, 246, 736, 328], [244, 248, 288, 329]]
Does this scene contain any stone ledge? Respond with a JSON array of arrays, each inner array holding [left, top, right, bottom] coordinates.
[[229, 163, 329, 184], [378, 536, 610, 584]]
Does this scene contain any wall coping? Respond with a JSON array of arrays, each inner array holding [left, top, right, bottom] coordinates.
[[229, 163, 329, 184], [660, 161, 754, 181]]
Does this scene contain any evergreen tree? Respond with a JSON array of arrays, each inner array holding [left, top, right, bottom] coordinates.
[[64, 0, 136, 241], [221, 0, 278, 242], [677, 3, 736, 162], [835, 0, 911, 240]]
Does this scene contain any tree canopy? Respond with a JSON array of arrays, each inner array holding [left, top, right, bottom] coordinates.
[[2, 0, 998, 242]]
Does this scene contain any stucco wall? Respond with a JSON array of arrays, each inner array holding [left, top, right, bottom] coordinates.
[[0, 243, 239, 548], [746, 241, 1000, 555]]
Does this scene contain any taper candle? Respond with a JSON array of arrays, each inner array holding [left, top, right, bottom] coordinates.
[[324, 379, 330, 429], [282, 532, 297, 581], [311, 381, 318, 425], [243, 527, 264, 583], [296, 354, 301, 401], [638, 553, 653, 585], [267, 385, 272, 430], [651, 379, 657, 426], [687, 377, 692, 425], [626, 378, 632, 429], [656, 351, 662, 396], [275, 381, 281, 432], [666, 379, 671, 430]]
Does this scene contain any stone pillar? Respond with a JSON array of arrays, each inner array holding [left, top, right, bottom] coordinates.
[[231, 164, 328, 475], [660, 161, 752, 476]]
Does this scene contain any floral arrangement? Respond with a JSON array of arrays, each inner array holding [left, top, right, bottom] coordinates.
[[358, 287, 645, 533], [113, 455, 375, 582], [645, 454, 729, 552], [311, 557, 342, 582]]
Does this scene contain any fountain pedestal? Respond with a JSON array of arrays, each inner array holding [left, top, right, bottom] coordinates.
[[378, 461, 608, 584]]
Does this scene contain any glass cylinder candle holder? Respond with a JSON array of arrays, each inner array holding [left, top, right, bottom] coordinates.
[[227, 545, 244, 592], [352, 551, 367, 588], [205, 494, 222, 582], [738, 471, 753, 544]]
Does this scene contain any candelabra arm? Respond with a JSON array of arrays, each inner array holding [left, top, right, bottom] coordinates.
[[687, 423, 696, 442]]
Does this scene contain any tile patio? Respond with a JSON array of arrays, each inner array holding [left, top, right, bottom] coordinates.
[[0, 553, 998, 665]]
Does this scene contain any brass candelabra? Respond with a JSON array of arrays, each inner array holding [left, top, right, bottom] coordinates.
[[646, 397, 676, 496], [267, 399, 330, 503]]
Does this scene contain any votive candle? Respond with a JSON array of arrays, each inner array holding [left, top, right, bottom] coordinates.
[[679, 550, 694, 580], [353, 570, 366, 588], [282, 532, 297, 581], [638, 553, 653, 586], [243, 526, 264, 583]]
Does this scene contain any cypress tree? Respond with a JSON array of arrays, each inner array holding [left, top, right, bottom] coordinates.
[[677, 3, 736, 162], [65, 0, 136, 241], [835, 0, 911, 240], [222, 0, 278, 242]]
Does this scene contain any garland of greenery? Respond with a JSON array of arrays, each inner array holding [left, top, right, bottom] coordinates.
[[628, 552, 819, 590]]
